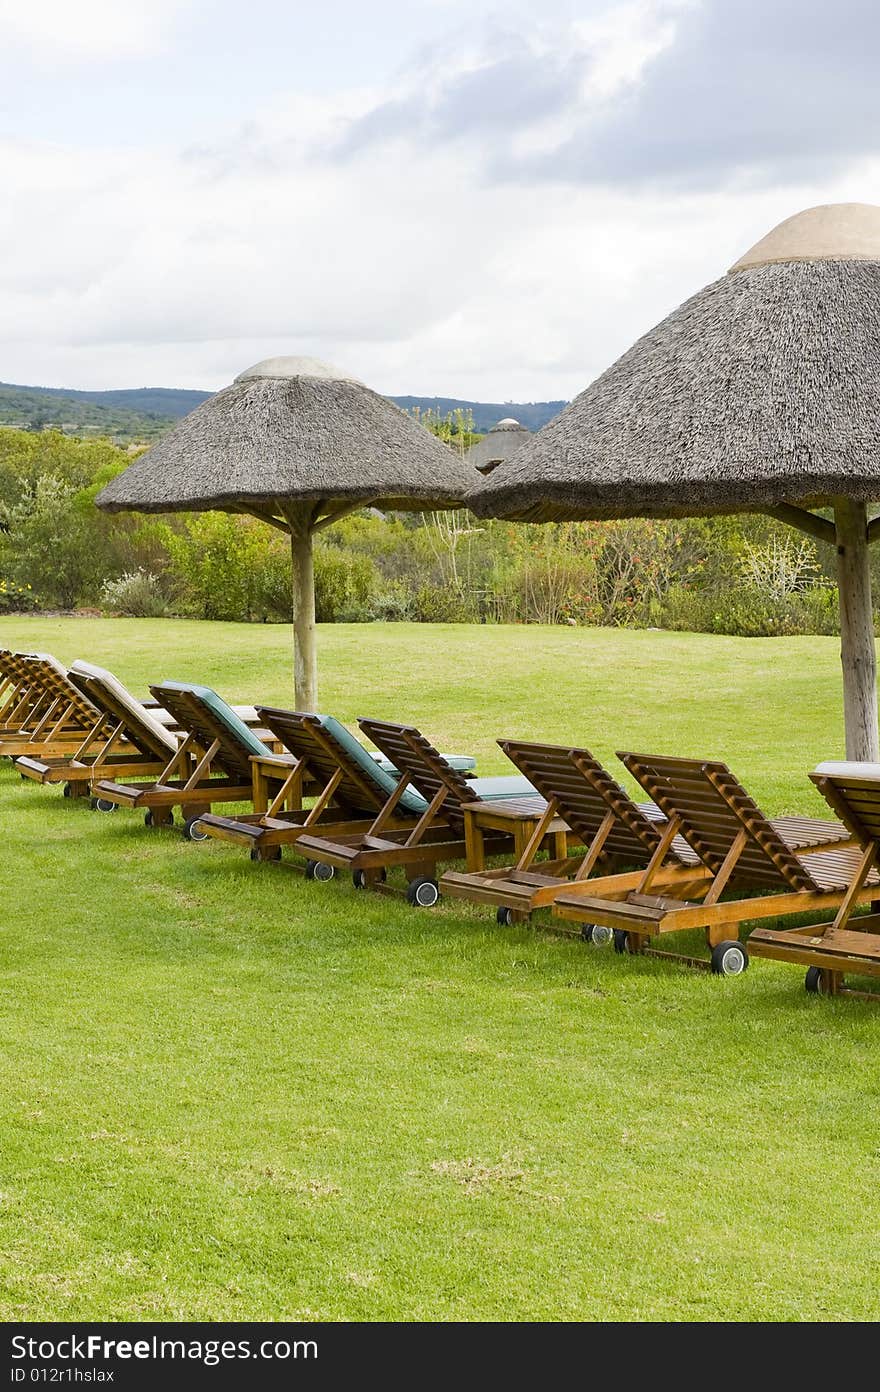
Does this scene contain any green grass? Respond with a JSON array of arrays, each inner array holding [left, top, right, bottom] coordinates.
[[1, 616, 879, 1322]]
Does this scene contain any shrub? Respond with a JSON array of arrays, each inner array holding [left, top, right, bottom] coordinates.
[[0, 578, 36, 614], [313, 544, 378, 622], [100, 570, 168, 618]]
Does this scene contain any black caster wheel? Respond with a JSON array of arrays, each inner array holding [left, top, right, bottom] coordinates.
[[144, 810, 154, 827], [92, 797, 117, 814], [352, 868, 385, 889], [306, 860, 336, 882], [582, 924, 613, 946], [406, 876, 440, 908], [496, 906, 514, 926], [805, 966, 825, 994], [250, 847, 281, 863], [613, 929, 629, 954], [63, 782, 73, 799], [183, 816, 209, 842], [710, 940, 749, 976]]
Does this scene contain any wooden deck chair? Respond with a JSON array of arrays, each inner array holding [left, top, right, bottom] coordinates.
[[91, 681, 300, 839], [15, 663, 185, 801], [552, 752, 860, 976], [0, 651, 47, 728], [0, 654, 109, 758], [440, 740, 708, 926], [198, 708, 432, 868], [0, 651, 37, 722], [294, 719, 546, 906], [750, 762, 880, 1000], [1, 653, 63, 737]]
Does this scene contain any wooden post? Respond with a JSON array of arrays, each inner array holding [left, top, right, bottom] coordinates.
[[834, 498, 878, 762], [285, 505, 318, 711]]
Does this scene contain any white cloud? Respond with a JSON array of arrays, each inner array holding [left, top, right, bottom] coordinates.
[[0, 0, 189, 60], [2, 1, 880, 400]]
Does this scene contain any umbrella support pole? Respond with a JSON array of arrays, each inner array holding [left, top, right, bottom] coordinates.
[[286, 509, 318, 712], [834, 498, 878, 762]]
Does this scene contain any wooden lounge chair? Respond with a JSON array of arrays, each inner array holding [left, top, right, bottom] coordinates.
[[0, 654, 110, 758], [198, 707, 450, 868], [91, 681, 301, 838], [0, 650, 42, 726], [551, 752, 859, 975], [750, 762, 880, 1000], [15, 662, 185, 802], [0, 651, 48, 732], [440, 740, 708, 925], [293, 719, 549, 906]]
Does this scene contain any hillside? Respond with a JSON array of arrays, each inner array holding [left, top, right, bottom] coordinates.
[[0, 381, 566, 442]]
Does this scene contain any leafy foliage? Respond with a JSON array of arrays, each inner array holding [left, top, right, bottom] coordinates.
[[0, 425, 854, 636]]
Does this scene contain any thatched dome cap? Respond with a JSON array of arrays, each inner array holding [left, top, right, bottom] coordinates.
[[96, 356, 480, 515], [469, 203, 880, 521], [467, 417, 531, 475]]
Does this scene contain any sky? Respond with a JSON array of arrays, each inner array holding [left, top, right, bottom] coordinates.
[[2, 0, 880, 399]]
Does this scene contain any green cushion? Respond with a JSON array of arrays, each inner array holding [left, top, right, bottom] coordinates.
[[160, 682, 271, 760], [468, 775, 539, 801], [315, 715, 429, 815], [372, 752, 476, 775]]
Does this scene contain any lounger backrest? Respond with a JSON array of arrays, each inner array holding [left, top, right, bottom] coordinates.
[[357, 719, 478, 826], [68, 665, 178, 761], [20, 654, 99, 726], [498, 739, 665, 861], [150, 682, 269, 780], [0, 651, 37, 701], [619, 752, 817, 891], [811, 763, 880, 846], [256, 709, 427, 815]]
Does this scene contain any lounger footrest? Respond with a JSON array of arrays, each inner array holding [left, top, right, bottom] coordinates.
[[15, 757, 55, 782], [750, 921, 880, 971]]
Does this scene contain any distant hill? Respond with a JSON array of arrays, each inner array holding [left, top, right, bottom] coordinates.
[[0, 380, 567, 442]]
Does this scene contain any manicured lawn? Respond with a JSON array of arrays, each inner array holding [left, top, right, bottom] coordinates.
[[1, 616, 878, 1321]]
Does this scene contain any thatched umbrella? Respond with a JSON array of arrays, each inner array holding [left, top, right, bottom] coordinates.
[[470, 203, 880, 760], [97, 357, 479, 708], [467, 417, 531, 475]]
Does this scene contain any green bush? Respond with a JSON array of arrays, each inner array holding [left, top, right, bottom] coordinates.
[[100, 570, 169, 618], [660, 582, 840, 637], [313, 544, 378, 622], [0, 578, 36, 614]]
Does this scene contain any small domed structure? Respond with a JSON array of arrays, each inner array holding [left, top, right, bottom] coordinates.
[[467, 417, 531, 475]]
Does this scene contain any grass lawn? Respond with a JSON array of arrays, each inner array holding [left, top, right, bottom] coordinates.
[[1, 615, 879, 1321]]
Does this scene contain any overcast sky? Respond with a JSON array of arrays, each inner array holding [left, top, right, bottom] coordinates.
[[2, 0, 879, 398]]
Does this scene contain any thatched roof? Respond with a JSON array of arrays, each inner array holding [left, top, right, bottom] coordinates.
[[469, 204, 880, 521], [466, 417, 531, 475], [96, 357, 480, 517]]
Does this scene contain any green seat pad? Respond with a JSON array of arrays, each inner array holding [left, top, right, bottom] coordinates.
[[371, 752, 476, 775], [315, 714, 428, 814], [160, 682, 271, 760], [468, 775, 539, 801]]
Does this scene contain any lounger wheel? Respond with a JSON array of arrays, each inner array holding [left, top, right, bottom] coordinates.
[[63, 782, 73, 799], [496, 906, 514, 926], [582, 924, 613, 946], [406, 876, 440, 908], [613, 929, 629, 954], [306, 860, 336, 882], [805, 966, 832, 994], [183, 816, 209, 842], [352, 868, 385, 889], [144, 810, 172, 828], [250, 847, 282, 863], [710, 940, 749, 977], [91, 797, 118, 814]]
